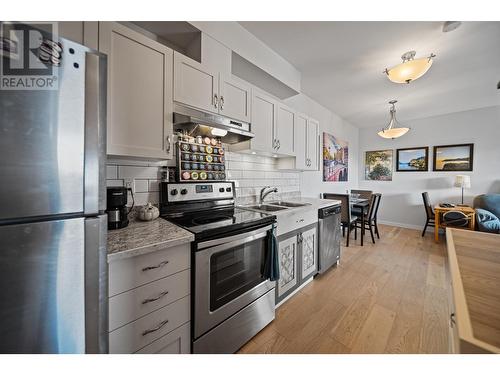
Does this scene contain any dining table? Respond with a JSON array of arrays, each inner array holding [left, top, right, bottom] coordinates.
[[350, 198, 370, 246]]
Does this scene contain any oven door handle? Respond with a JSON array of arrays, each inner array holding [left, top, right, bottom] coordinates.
[[197, 231, 269, 258], [197, 224, 273, 250]]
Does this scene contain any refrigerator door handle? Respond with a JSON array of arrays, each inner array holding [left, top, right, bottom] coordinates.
[[84, 51, 107, 215]]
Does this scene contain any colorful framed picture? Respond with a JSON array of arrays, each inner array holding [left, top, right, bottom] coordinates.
[[433, 143, 474, 171], [396, 147, 429, 172], [322, 133, 348, 182], [365, 150, 393, 181]]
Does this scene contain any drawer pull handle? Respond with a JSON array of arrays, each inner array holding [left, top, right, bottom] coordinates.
[[142, 319, 169, 336], [142, 260, 169, 272], [450, 313, 456, 327], [142, 290, 169, 305]]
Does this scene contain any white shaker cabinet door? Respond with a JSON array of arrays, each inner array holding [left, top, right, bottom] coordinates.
[[306, 118, 319, 170], [99, 22, 173, 159], [276, 104, 295, 156], [173, 51, 219, 114], [218, 74, 251, 122], [294, 113, 308, 170], [250, 90, 277, 154]]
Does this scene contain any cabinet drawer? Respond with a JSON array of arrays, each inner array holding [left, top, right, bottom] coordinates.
[[135, 322, 190, 354], [277, 209, 317, 236], [109, 243, 190, 297], [109, 269, 190, 332], [109, 295, 190, 354]]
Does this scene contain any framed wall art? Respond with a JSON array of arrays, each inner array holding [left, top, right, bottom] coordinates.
[[323, 132, 349, 182], [433, 143, 474, 171], [365, 150, 393, 181], [396, 147, 429, 172]]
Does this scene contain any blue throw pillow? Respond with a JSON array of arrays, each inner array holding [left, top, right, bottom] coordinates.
[[476, 208, 500, 234]]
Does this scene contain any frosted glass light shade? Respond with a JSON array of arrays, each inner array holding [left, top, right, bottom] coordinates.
[[377, 127, 410, 139], [386, 57, 433, 83], [454, 175, 471, 189]]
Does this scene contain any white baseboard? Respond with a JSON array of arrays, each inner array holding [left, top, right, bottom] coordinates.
[[378, 220, 432, 232]]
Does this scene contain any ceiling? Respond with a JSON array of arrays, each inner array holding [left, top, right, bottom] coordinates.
[[239, 21, 500, 128]]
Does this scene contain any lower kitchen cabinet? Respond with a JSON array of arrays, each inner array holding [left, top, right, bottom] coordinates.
[[276, 223, 318, 304], [300, 226, 318, 281], [108, 243, 192, 354], [277, 235, 298, 297], [135, 322, 191, 354]]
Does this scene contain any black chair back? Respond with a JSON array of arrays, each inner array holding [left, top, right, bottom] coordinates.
[[367, 193, 381, 221], [422, 192, 434, 219], [323, 193, 351, 223]]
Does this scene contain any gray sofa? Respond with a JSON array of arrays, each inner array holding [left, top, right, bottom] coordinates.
[[473, 194, 500, 234]]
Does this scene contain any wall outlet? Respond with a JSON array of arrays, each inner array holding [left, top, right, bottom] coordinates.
[[124, 178, 134, 192]]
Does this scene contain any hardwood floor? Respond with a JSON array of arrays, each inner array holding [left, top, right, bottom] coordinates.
[[238, 224, 450, 354]]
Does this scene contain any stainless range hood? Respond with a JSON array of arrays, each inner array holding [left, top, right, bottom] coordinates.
[[173, 103, 254, 144]]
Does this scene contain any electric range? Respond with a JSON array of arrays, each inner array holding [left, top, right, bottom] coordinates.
[[159, 181, 277, 354]]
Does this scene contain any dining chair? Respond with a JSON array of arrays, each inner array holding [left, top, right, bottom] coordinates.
[[351, 189, 373, 216], [350, 189, 373, 200], [323, 193, 358, 247], [372, 193, 382, 239], [355, 193, 381, 244], [421, 192, 435, 236]]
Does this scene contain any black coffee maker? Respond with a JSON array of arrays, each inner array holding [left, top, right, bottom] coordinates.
[[106, 187, 129, 230]]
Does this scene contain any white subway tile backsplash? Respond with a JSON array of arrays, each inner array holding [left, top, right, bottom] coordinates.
[[134, 179, 149, 193], [131, 192, 159, 206], [226, 170, 242, 179], [148, 180, 160, 192], [106, 151, 300, 206], [106, 165, 118, 179], [106, 179, 123, 187], [118, 166, 160, 180]]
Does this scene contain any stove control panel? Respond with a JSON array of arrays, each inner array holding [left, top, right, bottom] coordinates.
[[166, 182, 234, 202]]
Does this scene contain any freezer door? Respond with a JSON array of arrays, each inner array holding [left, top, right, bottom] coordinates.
[[0, 218, 86, 353], [0, 34, 107, 220]]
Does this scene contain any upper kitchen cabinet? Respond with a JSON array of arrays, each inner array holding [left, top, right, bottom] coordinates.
[[277, 114, 319, 171], [99, 22, 174, 159], [174, 51, 219, 114], [306, 118, 319, 170], [275, 103, 295, 156], [231, 89, 297, 156], [231, 89, 276, 154], [218, 74, 251, 122], [173, 52, 251, 123]]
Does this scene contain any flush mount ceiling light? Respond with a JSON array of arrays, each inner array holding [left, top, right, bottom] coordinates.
[[378, 100, 410, 139], [384, 51, 436, 84]]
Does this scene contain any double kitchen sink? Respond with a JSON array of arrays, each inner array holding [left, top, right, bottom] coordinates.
[[243, 201, 311, 213]]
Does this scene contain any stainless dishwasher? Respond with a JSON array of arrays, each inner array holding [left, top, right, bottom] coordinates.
[[317, 204, 342, 274]]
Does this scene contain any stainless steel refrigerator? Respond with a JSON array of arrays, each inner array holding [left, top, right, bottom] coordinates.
[[0, 27, 108, 353]]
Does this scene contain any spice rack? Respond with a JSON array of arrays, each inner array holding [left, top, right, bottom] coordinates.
[[177, 139, 226, 181]]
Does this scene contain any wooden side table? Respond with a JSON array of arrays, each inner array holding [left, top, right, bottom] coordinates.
[[434, 205, 475, 243]]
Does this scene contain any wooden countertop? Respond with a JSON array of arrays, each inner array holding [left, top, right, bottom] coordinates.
[[446, 228, 500, 353]]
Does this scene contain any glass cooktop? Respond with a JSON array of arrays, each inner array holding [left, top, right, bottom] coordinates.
[[164, 207, 275, 240]]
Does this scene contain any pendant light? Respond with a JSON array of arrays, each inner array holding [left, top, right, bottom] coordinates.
[[378, 100, 410, 139], [384, 51, 436, 84]]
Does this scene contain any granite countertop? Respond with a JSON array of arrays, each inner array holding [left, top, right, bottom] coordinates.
[[107, 217, 194, 262]]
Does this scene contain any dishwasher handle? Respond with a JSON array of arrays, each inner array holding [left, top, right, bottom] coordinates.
[[319, 205, 341, 219]]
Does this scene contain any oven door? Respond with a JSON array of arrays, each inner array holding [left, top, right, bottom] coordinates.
[[194, 224, 275, 339]]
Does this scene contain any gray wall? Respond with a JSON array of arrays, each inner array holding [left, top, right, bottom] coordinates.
[[357, 105, 500, 229]]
